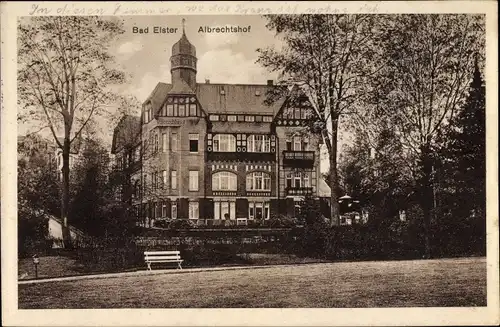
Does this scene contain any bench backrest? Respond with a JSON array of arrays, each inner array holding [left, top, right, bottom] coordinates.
[[144, 251, 180, 256], [144, 251, 181, 259]]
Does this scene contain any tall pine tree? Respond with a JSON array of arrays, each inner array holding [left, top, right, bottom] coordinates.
[[444, 56, 486, 219]]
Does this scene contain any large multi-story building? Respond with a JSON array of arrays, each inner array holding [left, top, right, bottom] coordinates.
[[112, 27, 329, 226]]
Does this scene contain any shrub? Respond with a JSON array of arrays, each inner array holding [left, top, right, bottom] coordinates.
[[153, 218, 174, 229], [168, 219, 197, 230], [268, 214, 298, 228]]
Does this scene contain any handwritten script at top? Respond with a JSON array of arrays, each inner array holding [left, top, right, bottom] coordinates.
[[28, 3, 381, 16]]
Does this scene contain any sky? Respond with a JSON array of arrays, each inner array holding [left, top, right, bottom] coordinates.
[[19, 15, 348, 173], [110, 15, 281, 102]]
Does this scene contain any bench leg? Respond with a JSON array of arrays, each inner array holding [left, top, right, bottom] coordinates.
[[147, 262, 151, 271], [178, 262, 182, 270]]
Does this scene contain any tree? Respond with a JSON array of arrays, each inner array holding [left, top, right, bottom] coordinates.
[[18, 17, 126, 245], [441, 57, 486, 219], [257, 15, 382, 226], [363, 15, 485, 258], [18, 135, 60, 256], [339, 128, 414, 227], [71, 138, 112, 236]]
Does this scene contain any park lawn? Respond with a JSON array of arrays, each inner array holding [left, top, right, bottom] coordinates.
[[19, 257, 486, 308]]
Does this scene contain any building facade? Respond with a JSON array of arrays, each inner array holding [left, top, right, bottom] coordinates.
[[113, 28, 325, 226]]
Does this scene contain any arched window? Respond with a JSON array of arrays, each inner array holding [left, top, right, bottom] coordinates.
[[212, 171, 237, 191], [213, 134, 236, 152], [246, 172, 271, 191], [247, 135, 270, 152]]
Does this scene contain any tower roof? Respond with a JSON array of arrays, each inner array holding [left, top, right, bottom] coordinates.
[[171, 19, 196, 57]]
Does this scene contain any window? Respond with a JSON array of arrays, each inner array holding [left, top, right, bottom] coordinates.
[[246, 172, 271, 191], [179, 104, 186, 116], [172, 203, 177, 219], [143, 174, 147, 192], [286, 141, 292, 151], [247, 135, 270, 153], [212, 171, 237, 191], [293, 136, 302, 151], [154, 133, 159, 153], [213, 134, 236, 152], [255, 115, 263, 122], [304, 172, 310, 187], [167, 104, 174, 116], [135, 147, 141, 161], [189, 104, 197, 116], [189, 170, 199, 191], [171, 170, 177, 190], [171, 133, 178, 152], [237, 115, 245, 122], [228, 115, 237, 122], [294, 108, 301, 119], [221, 202, 229, 219], [220, 115, 227, 122], [249, 202, 270, 220], [162, 170, 167, 187], [301, 109, 309, 119], [214, 201, 236, 220], [294, 171, 302, 188], [161, 104, 166, 116], [263, 116, 273, 122], [286, 172, 292, 188], [189, 202, 199, 219], [302, 139, 309, 151], [210, 115, 219, 121], [189, 134, 199, 153], [134, 180, 140, 198], [162, 202, 167, 217], [245, 115, 255, 122], [162, 133, 167, 152]]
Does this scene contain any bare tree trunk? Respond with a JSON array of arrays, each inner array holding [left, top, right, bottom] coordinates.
[[419, 145, 433, 259], [61, 137, 72, 247], [329, 118, 340, 226]]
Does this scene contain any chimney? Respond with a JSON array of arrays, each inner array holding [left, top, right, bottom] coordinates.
[[205, 79, 210, 84], [267, 79, 273, 86]]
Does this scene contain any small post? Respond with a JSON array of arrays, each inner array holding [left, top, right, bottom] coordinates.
[[32, 254, 40, 279]]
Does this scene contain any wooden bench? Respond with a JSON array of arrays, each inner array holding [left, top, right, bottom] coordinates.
[[144, 251, 183, 270]]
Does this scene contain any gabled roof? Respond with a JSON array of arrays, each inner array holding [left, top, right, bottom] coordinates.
[[318, 178, 331, 198], [210, 121, 272, 134], [196, 83, 285, 115], [168, 79, 195, 95], [145, 82, 287, 119], [143, 82, 172, 109], [111, 115, 141, 154]]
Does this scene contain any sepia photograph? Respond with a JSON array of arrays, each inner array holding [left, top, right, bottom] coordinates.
[[1, 1, 498, 326]]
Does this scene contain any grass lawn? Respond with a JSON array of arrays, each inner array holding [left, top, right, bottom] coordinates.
[[18, 257, 486, 308], [18, 253, 326, 280]]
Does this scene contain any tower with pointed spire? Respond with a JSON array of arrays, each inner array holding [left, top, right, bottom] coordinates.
[[170, 19, 197, 91]]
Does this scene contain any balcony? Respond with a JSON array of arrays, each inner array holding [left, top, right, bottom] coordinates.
[[207, 151, 275, 163], [286, 187, 313, 196], [282, 151, 315, 168]]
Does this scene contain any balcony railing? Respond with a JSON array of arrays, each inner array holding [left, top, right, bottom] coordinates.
[[282, 151, 315, 168], [212, 191, 237, 196], [286, 187, 313, 196], [207, 151, 276, 163]]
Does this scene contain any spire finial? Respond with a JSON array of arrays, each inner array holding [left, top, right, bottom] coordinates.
[[182, 18, 186, 34]]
